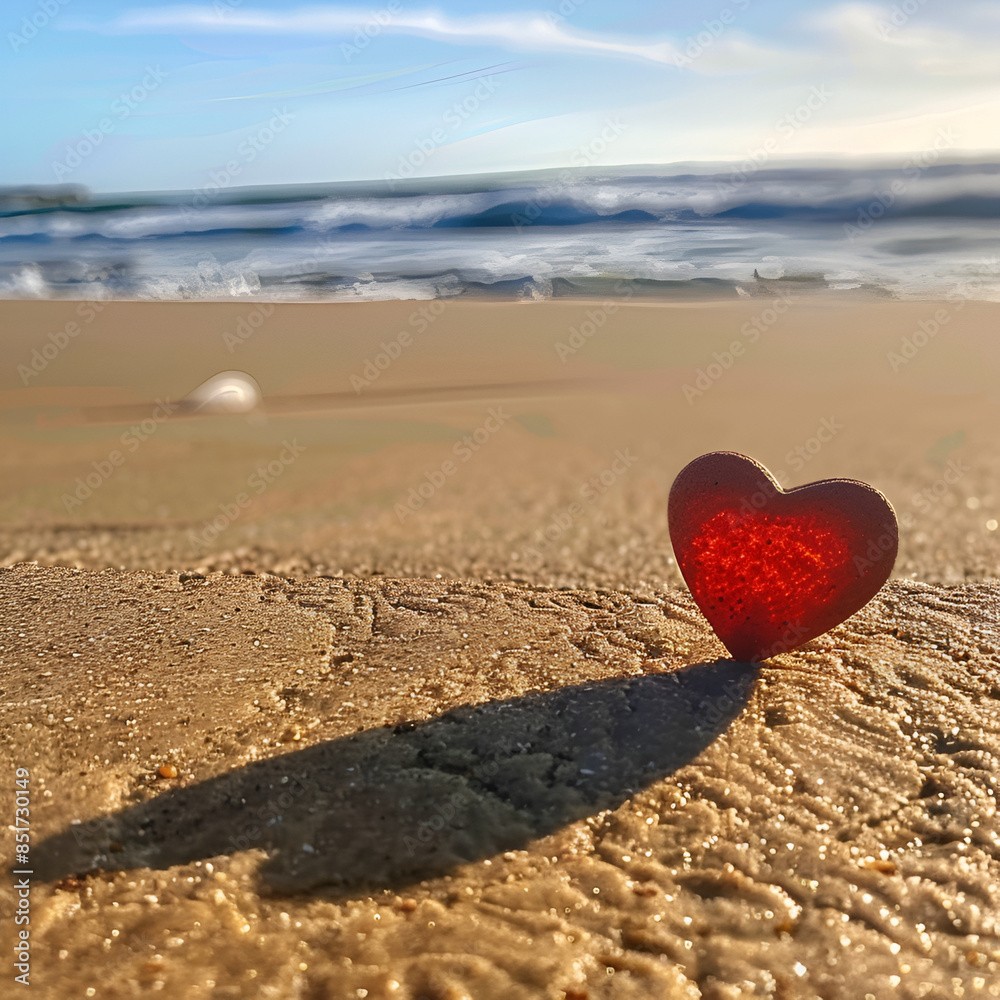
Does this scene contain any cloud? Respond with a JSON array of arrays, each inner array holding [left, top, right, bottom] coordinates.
[[74, 5, 685, 66], [679, 35, 817, 76], [809, 3, 1000, 78]]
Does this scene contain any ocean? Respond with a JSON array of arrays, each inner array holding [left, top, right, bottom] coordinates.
[[2, 161, 999, 303]]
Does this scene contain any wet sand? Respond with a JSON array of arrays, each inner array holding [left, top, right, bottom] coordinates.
[[1, 296, 1000, 997]]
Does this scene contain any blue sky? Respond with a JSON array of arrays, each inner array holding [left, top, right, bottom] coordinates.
[[3, 0, 998, 192]]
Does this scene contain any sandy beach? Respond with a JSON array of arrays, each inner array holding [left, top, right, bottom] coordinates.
[[2, 295, 1000, 585], [2, 295, 1000, 998]]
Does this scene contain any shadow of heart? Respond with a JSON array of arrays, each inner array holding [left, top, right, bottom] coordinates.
[[35, 659, 757, 897]]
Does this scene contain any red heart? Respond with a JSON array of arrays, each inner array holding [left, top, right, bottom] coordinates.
[[668, 452, 897, 662]]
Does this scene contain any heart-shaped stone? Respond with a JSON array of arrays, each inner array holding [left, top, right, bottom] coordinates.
[[668, 451, 898, 662]]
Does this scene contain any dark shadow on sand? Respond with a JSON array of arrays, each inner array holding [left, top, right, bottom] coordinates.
[[35, 660, 757, 896]]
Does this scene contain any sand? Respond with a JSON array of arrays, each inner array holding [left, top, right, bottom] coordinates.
[[2, 296, 1000, 998], [2, 565, 999, 998], [2, 296, 1000, 586]]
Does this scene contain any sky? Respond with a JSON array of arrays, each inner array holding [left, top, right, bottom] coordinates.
[[2, 0, 999, 192]]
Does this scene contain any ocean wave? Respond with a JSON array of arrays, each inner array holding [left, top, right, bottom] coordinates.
[[0, 264, 49, 298], [2, 165, 999, 302], [0, 165, 997, 241], [138, 261, 263, 299]]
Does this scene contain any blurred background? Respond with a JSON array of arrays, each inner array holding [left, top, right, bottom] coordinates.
[[2, 0, 1000, 587]]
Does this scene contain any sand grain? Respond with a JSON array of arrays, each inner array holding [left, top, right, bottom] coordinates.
[[2, 565, 998, 998]]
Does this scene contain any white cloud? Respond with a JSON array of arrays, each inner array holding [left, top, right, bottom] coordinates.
[[53, 0, 1000, 175], [809, 3, 1000, 78], [681, 35, 817, 76], [78, 5, 685, 66]]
